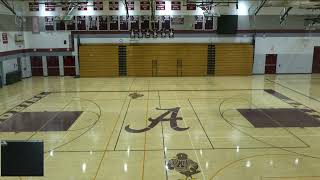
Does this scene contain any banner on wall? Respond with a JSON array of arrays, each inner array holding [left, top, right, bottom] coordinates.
[[156, 1, 165, 10], [32, 16, 40, 33], [45, 17, 54, 31], [127, 1, 134, 10], [78, 2, 88, 10], [109, 1, 119, 10], [140, 0, 150, 10], [171, 1, 181, 10], [45, 2, 56, 11], [29, 2, 39, 11], [187, 3, 196, 10], [94, 1, 103, 10], [2, 33, 8, 44]]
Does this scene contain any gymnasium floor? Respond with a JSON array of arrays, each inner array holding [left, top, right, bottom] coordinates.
[[1, 75, 320, 180]]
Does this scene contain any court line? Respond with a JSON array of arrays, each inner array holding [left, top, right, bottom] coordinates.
[[262, 176, 320, 179], [175, 96, 206, 180], [45, 145, 312, 153], [42, 98, 102, 153], [49, 88, 266, 93], [220, 96, 311, 148], [141, 81, 150, 180], [208, 153, 293, 180], [218, 97, 320, 160], [26, 99, 76, 141], [158, 90, 169, 180], [266, 79, 320, 103], [188, 99, 215, 149], [92, 78, 136, 180], [113, 99, 132, 150]]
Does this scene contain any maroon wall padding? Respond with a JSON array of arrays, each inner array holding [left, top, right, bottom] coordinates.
[[63, 56, 75, 66], [47, 56, 59, 67], [313, 47, 320, 73], [46, 56, 59, 76], [31, 56, 43, 76], [31, 68, 43, 76], [265, 54, 277, 74], [63, 56, 76, 76], [47, 68, 60, 76], [64, 67, 76, 76]]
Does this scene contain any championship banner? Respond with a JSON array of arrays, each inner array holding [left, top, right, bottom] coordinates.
[[140, 0, 150, 10], [171, 1, 181, 10], [45, 17, 54, 31], [78, 2, 88, 10], [194, 15, 203, 30], [29, 2, 39, 11], [127, 1, 134, 10], [109, 1, 119, 10], [187, 3, 196, 10], [45, 2, 56, 11], [2, 33, 8, 44], [94, 1, 103, 10], [156, 1, 165, 10], [98, 16, 108, 30]]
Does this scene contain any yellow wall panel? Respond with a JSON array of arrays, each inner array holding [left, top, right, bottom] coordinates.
[[215, 44, 253, 76], [79, 45, 119, 77]]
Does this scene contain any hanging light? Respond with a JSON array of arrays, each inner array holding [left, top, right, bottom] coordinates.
[[145, 29, 150, 38], [169, 28, 174, 38]]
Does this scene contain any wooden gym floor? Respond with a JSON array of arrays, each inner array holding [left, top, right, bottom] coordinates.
[[1, 74, 320, 180]]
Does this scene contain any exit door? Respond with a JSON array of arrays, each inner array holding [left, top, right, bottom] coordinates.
[[313, 47, 320, 73], [265, 54, 277, 74]]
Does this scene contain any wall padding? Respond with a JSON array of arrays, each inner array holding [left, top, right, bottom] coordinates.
[[215, 44, 253, 76]]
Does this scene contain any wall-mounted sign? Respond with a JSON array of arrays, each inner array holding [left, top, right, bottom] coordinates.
[[45, 2, 56, 11], [194, 15, 203, 30], [109, 1, 119, 10], [94, 1, 103, 10], [2, 33, 8, 44], [127, 1, 134, 10], [98, 16, 108, 30], [29, 2, 39, 11], [140, 0, 150, 10], [88, 16, 98, 30], [45, 17, 54, 31], [156, 1, 165, 10], [78, 2, 88, 10], [171, 1, 181, 10], [187, 3, 196, 10]]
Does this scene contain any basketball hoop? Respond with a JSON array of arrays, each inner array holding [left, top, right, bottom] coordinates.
[[200, 4, 220, 17]]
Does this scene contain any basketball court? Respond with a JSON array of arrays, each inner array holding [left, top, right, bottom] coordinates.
[[0, 75, 320, 179]]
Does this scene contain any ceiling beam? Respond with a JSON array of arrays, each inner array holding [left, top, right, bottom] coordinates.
[[0, 0, 16, 15], [254, 0, 268, 16], [280, 7, 292, 25]]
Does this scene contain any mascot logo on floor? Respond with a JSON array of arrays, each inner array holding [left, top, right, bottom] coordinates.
[[167, 153, 200, 180], [125, 107, 189, 133]]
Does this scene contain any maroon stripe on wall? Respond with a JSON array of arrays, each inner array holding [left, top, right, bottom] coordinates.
[[1, 29, 320, 58], [0, 48, 72, 57]]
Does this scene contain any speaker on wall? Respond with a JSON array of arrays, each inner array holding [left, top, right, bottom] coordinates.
[[217, 15, 238, 34]]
